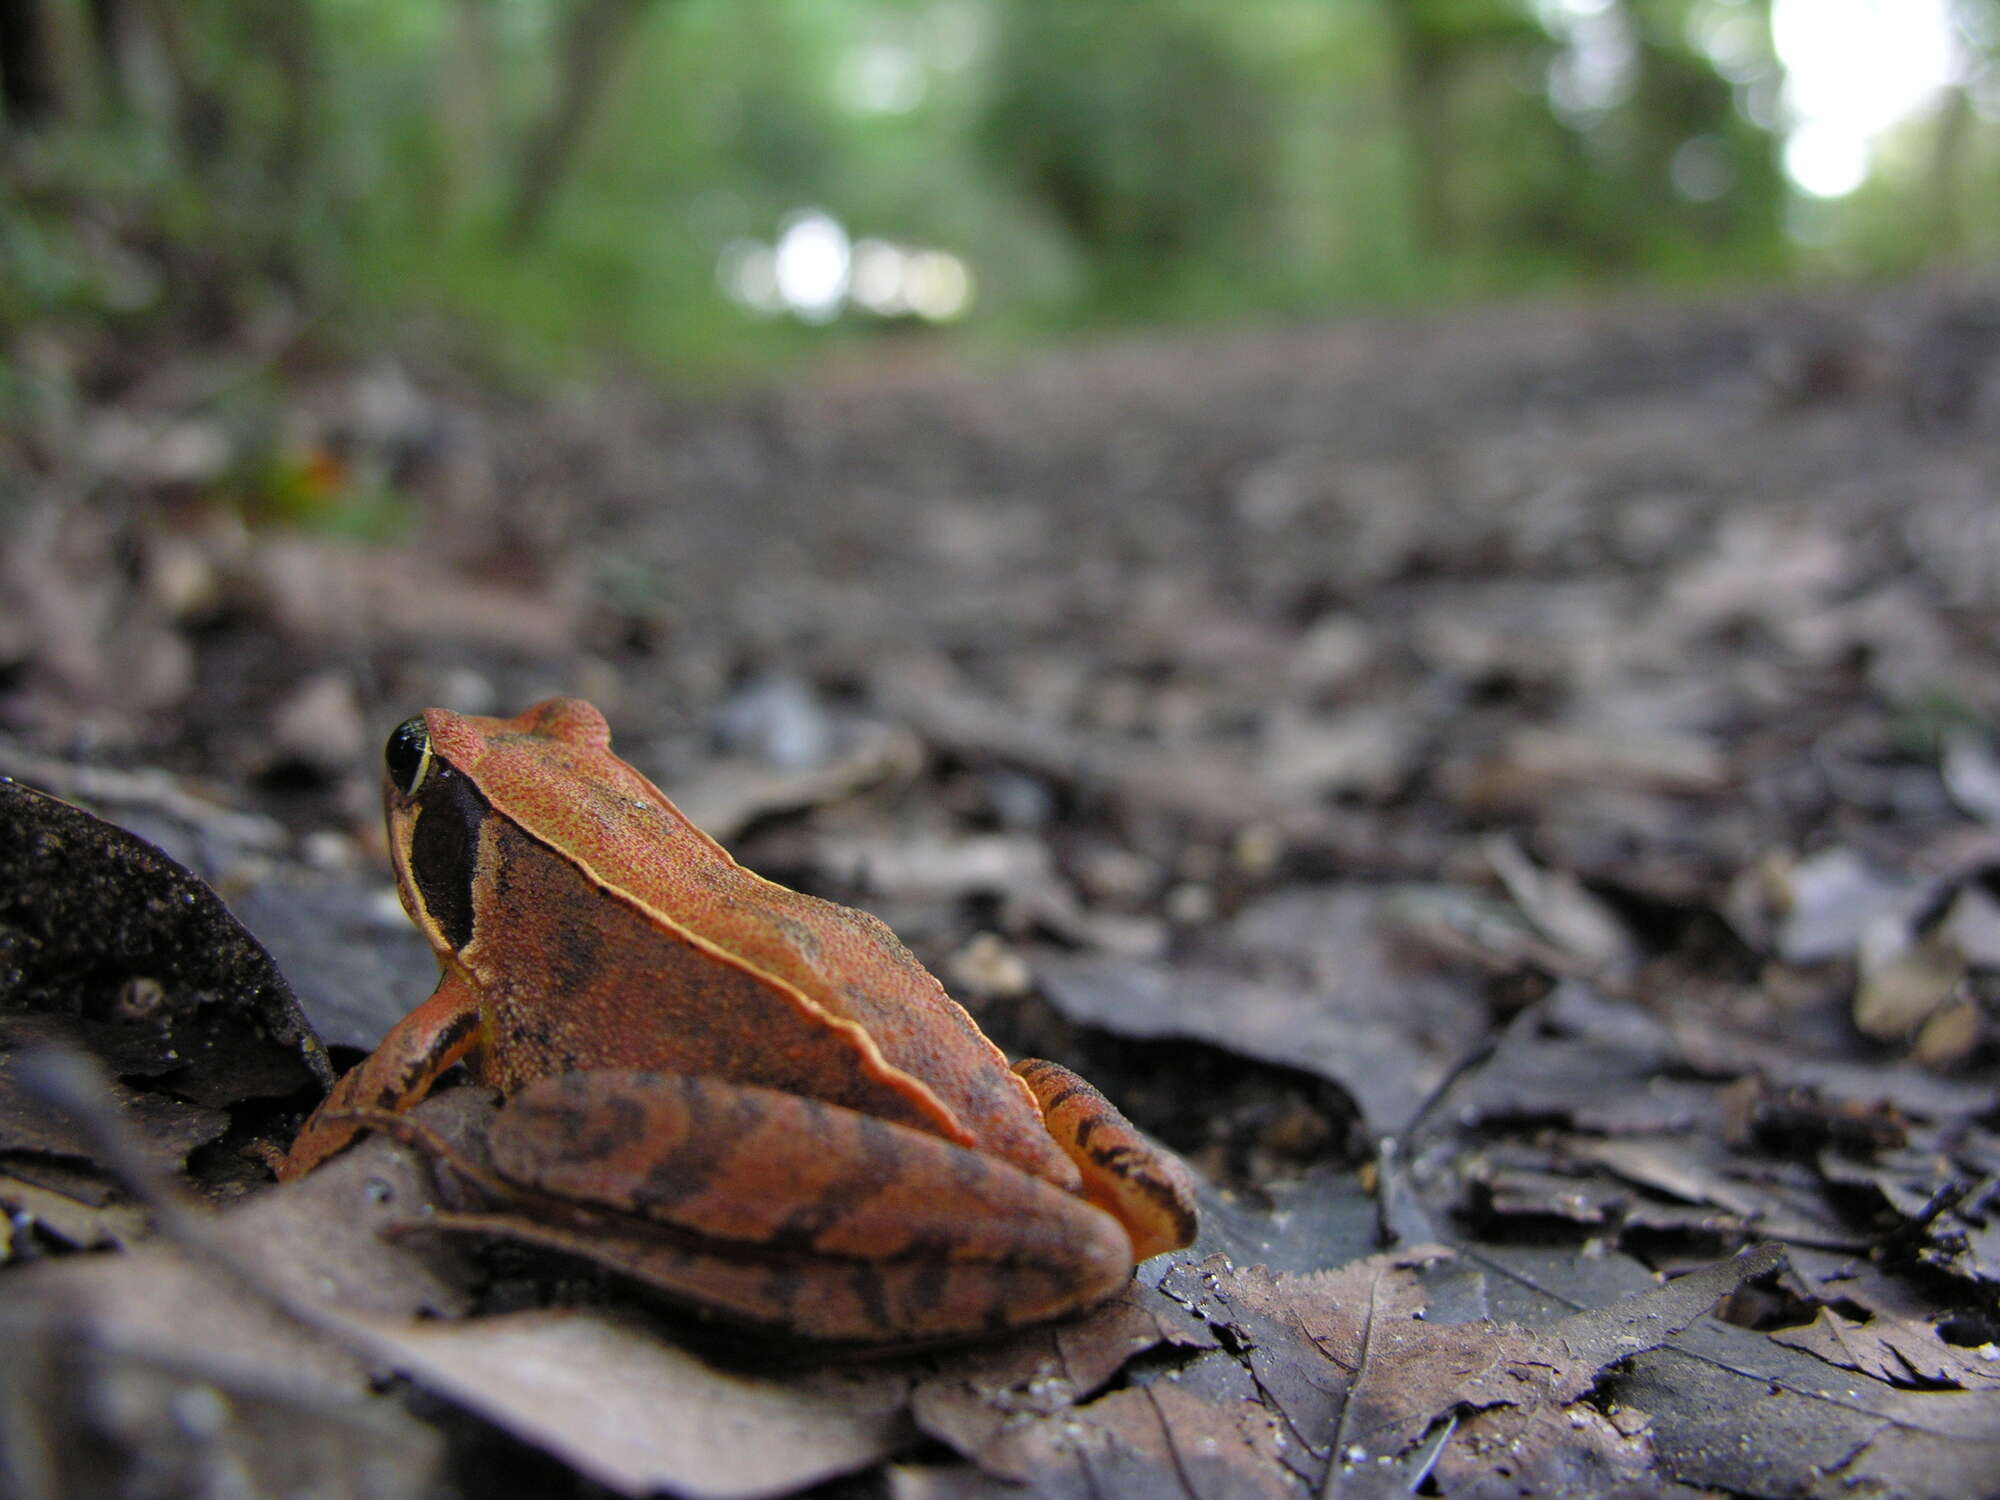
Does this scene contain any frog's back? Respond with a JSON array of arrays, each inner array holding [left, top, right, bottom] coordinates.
[[459, 711, 1077, 1189]]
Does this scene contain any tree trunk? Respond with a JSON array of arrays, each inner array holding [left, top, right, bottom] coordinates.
[[1, 0, 61, 131], [506, 0, 658, 246], [436, 0, 499, 218], [1376, 0, 1455, 257], [1924, 82, 1971, 259]]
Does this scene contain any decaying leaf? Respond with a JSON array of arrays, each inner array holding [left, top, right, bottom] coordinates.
[[1133, 1243, 1792, 1495], [1484, 832, 1639, 974], [911, 1285, 1214, 1472], [225, 864, 437, 1052], [0, 778, 331, 1102], [1941, 728, 2000, 826], [1031, 884, 1492, 1135], [667, 720, 924, 844], [0, 1189, 445, 1500], [1612, 1314, 2000, 1500], [0, 1170, 150, 1250], [1772, 1306, 2000, 1390], [354, 1310, 917, 1500], [0, 1024, 229, 1167]]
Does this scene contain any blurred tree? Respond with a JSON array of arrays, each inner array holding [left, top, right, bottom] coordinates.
[[1, 0, 1991, 373], [1926, 0, 1999, 257], [976, 0, 1283, 313], [1, 0, 63, 128], [1376, 0, 1552, 260], [508, 0, 665, 244], [434, 0, 499, 218], [1530, 0, 1783, 276]]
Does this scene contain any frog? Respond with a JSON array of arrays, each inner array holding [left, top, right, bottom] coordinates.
[[278, 698, 1197, 1341]]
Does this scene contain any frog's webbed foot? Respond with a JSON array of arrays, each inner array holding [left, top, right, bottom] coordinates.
[[1013, 1058, 1199, 1262], [276, 974, 481, 1180]]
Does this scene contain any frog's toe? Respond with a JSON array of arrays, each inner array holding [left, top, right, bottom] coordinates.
[[1014, 1058, 1199, 1261]]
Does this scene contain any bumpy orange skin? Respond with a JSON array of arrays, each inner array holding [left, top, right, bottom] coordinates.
[[280, 698, 1198, 1339]]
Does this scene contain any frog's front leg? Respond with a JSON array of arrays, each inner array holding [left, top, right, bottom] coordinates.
[[1013, 1058, 1199, 1262], [407, 1070, 1137, 1342], [277, 971, 482, 1180]]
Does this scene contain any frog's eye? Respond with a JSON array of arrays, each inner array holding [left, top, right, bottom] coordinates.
[[385, 716, 433, 796]]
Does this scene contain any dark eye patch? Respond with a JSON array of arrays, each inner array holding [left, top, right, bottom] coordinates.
[[407, 762, 490, 953]]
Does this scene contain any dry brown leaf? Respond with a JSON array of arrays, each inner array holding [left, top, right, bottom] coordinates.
[[1484, 832, 1639, 973], [1771, 1307, 2000, 1390], [668, 722, 924, 842], [1855, 931, 1965, 1040], [248, 538, 581, 651], [353, 1309, 917, 1500], [0, 1171, 150, 1250], [982, 1352, 1297, 1500], [910, 1287, 1210, 1469]]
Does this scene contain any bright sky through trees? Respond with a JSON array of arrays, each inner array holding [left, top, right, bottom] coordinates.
[[11, 1, 1985, 373], [1771, 0, 1960, 197]]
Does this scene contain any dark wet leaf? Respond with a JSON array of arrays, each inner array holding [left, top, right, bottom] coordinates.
[[228, 865, 436, 1052], [1032, 885, 1490, 1135], [0, 779, 331, 1097], [0, 1021, 228, 1166], [1610, 1316, 2000, 1500]]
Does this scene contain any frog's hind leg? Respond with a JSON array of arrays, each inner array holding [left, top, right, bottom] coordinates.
[[469, 1070, 1137, 1341], [1013, 1058, 1199, 1262], [277, 972, 482, 1180]]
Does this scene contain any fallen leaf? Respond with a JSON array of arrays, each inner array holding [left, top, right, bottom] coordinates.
[[910, 1288, 1210, 1472], [354, 1309, 917, 1500], [1941, 728, 2000, 825], [1150, 1244, 1785, 1496], [669, 721, 924, 843], [981, 1350, 1297, 1499], [0, 1291, 442, 1500], [0, 1171, 150, 1251], [0, 1027, 229, 1167], [227, 865, 437, 1051], [1611, 1312, 2000, 1500], [1772, 1306, 2000, 1390], [1033, 886, 1489, 1135], [1771, 846, 1917, 965], [1484, 832, 1639, 973], [1855, 930, 1964, 1040], [0, 779, 331, 1107]]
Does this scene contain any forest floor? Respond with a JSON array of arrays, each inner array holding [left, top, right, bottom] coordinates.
[[4, 276, 2000, 1498]]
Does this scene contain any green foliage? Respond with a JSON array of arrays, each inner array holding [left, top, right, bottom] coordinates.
[[977, 0, 1282, 312], [0, 0, 1989, 378]]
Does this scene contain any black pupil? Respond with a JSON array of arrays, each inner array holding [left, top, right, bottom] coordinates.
[[384, 716, 430, 793]]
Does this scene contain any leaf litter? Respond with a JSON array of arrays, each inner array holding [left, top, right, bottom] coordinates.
[[4, 282, 2000, 1494]]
